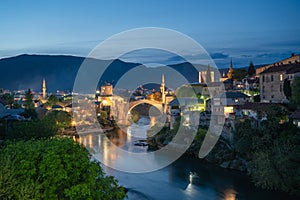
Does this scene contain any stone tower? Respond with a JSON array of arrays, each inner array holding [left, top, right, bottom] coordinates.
[[227, 58, 234, 79], [42, 78, 46, 99]]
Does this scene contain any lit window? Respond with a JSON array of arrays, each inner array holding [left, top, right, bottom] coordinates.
[[235, 98, 239, 103], [280, 74, 283, 81]]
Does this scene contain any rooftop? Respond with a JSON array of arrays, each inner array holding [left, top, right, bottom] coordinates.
[[290, 109, 300, 120], [235, 102, 280, 111], [259, 62, 300, 75], [214, 92, 249, 99]]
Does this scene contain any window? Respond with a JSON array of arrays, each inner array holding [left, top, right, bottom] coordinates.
[[271, 75, 274, 81], [280, 74, 283, 81], [280, 84, 282, 92], [262, 75, 265, 82], [262, 86, 265, 93]]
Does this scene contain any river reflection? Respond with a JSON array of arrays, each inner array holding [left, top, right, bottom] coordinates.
[[78, 116, 294, 200]]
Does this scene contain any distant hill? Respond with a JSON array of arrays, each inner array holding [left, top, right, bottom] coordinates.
[[0, 54, 201, 92]]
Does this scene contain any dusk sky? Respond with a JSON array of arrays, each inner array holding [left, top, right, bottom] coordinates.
[[1, 0, 300, 68]]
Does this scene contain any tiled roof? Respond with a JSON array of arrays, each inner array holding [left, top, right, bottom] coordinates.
[[290, 109, 300, 120], [259, 63, 300, 75], [0, 97, 9, 106], [214, 92, 249, 99], [235, 102, 279, 111]]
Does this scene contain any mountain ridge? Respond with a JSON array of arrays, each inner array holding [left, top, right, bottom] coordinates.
[[0, 54, 199, 92]]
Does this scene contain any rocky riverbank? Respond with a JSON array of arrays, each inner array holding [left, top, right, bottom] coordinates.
[[147, 127, 249, 173]]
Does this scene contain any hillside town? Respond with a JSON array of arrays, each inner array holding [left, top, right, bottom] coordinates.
[[1, 53, 299, 134], [0, 54, 300, 198]]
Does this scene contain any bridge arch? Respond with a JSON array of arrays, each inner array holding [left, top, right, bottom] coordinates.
[[128, 99, 163, 114]]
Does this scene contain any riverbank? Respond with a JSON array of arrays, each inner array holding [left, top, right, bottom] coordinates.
[[147, 128, 248, 172], [87, 116, 298, 199]]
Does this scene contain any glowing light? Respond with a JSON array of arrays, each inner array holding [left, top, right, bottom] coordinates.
[[71, 120, 76, 126], [223, 189, 237, 200]]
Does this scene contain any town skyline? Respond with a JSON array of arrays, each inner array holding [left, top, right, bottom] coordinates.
[[1, 1, 300, 68]]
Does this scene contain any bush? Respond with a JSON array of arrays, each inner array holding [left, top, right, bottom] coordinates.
[[5, 118, 58, 140], [0, 138, 126, 200]]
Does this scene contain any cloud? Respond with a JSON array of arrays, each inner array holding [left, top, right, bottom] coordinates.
[[210, 52, 229, 59]]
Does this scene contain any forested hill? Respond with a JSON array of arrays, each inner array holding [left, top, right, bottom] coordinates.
[[0, 54, 200, 92]]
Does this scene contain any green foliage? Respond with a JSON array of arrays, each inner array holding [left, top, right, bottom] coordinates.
[[234, 105, 300, 195], [0, 138, 126, 200], [189, 128, 207, 153], [232, 68, 248, 82], [97, 110, 111, 126], [249, 124, 300, 195], [247, 61, 256, 77], [291, 76, 300, 107], [44, 110, 71, 129], [1, 93, 14, 108], [21, 89, 37, 119], [175, 85, 196, 98], [234, 119, 255, 159], [46, 94, 59, 107], [99, 110, 108, 119], [24, 89, 34, 109], [21, 108, 38, 120], [5, 117, 57, 140]]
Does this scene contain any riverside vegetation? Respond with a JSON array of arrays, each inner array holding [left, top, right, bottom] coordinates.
[[147, 106, 300, 196], [0, 109, 126, 200]]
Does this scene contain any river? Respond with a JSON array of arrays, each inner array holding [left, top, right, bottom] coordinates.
[[78, 116, 294, 200]]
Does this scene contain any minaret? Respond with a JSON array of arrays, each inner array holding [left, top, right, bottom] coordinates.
[[160, 74, 166, 104], [42, 78, 46, 99], [227, 58, 234, 79]]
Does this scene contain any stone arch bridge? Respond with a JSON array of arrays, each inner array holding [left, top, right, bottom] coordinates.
[[128, 99, 163, 113]]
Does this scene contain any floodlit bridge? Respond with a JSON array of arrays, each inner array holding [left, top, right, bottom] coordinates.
[[128, 99, 164, 113]]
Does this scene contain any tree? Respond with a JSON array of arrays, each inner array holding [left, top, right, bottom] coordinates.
[[1, 93, 14, 108], [6, 117, 57, 140], [291, 76, 300, 107], [232, 69, 247, 82], [175, 85, 196, 98], [0, 138, 126, 200], [44, 110, 71, 129], [22, 89, 37, 119], [247, 61, 256, 77], [234, 105, 300, 195], [24, 89, 34, 109], [249, 123, 300, 195], [46, 94, 59, 107]]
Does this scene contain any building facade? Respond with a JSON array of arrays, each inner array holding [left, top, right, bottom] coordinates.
[[259, 63, 300, 103]]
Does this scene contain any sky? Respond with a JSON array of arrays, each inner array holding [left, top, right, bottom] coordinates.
[[0, 0, 300, 68]]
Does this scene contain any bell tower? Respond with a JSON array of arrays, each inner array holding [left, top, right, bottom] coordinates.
[[227, 58, 234, 79]]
